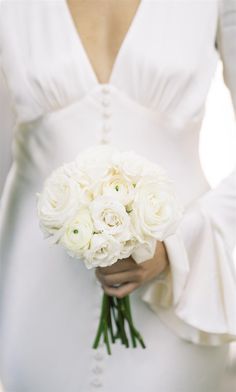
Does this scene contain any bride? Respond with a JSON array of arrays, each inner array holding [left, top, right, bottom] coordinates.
[[0, 0, 236, 391]]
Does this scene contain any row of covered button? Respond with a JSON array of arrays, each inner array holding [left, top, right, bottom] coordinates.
[[98, 85, 112, 144], [91, 334, 106, 387], [91, 84, 112, 388], [90, 276, 106, 388]]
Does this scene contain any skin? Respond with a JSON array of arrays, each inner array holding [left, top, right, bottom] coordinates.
[[66, 0, 142, 84], [95, 240, 170, 298], [67, 0, 170, 295]]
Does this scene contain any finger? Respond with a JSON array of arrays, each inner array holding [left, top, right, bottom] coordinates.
[[97, 257, 137, 275], [102, 281, 139, 298], [97, 269, 141, 286]]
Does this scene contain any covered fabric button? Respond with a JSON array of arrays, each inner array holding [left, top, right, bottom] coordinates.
[[102, 110, 112, 118], [91, 377, 103, 387], [101, 85, 110, 94], [99, 135, 110, 144], [102, 123, 111, 133], [92, 365, 103, 375], [101, 97, 110, 106], [94, 352, 103, 360]]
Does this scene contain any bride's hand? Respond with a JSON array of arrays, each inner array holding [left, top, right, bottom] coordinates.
[[95, 241, 169, 298]]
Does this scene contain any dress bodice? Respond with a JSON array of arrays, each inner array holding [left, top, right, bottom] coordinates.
[[0, 0, 219, 124], [0, 0, 220, 206]]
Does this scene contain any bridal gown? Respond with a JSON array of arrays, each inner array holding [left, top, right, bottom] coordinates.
[[0, 0, 236, 391]]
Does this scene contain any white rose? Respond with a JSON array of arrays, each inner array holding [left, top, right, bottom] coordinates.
[[90, 196, 130, 238], [84, 233, 121, 268], [119, 236, 138, 259], [63, 161, 93, 203], [131, 238, 157, 264], [111, 150, 147, 184], [37, 167, 85, 235], [130, 177, 182, 241], [142, 164, 168, 180], [60, 208, 94, 257], [75, 145, 115, 182]]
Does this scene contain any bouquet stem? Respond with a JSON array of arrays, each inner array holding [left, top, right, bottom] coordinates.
[[92, 293, 146, 355]]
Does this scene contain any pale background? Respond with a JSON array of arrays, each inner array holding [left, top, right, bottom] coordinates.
[[0, 61, 236, 390]]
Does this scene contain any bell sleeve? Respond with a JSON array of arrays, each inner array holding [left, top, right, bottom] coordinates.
[[141, 0, 236, 345]]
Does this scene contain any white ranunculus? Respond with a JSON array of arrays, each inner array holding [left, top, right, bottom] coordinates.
[[37, 146, 183, 271], [60, 208, 94, 257], [130, 177, 182, 241], [90, 196, 130, 238], [84, 233, 121, 268], [93, 172, 135, 206], [37, 167, 86, 235]]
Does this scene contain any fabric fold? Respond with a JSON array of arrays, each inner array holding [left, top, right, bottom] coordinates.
[[141, 0, 236, 346], [141, 201, 236, 345]]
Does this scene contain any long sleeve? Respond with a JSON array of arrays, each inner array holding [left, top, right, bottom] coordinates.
[[0, 59, 16, 201], [0, 0, 16, 202], [141, 0, 236, 346]]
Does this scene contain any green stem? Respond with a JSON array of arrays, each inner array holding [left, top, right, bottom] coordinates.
[[103, 296, 112, 355], [107, 297, 115, 344], [123, 295, 137, 348], [92, 293, 107, 349], [93, 293, 146, 354], [119, 296, 146, 349], [116, 298, 129, 347], [109, 296, 121, 341]]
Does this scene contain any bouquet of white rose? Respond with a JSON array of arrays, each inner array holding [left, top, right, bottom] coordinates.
[[36, 145, 183, 354]]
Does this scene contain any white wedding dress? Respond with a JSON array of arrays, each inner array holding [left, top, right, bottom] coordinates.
[[0, 0, 236, 391]]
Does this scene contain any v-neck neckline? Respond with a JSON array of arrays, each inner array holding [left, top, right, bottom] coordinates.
[[63, 0, 144, 87]]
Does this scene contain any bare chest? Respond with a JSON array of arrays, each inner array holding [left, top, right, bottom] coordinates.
[[66, 0, 141, 84]]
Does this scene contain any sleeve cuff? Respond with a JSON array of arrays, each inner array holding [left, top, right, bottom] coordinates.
[[140, 202, 236, 345]]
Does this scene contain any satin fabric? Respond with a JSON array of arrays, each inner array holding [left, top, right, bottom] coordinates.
[[0, 1, 235, 391]]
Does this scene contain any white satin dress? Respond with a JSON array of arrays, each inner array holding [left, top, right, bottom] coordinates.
[[0, 1, 236, 391]]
